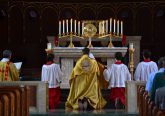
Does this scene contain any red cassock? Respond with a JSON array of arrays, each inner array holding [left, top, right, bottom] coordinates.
[[109, 87, 125, 105], [49, 87, 61, 109]]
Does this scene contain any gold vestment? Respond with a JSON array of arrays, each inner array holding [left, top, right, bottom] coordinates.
[[0, 61, 19, 81], [65, 55, 107, 110]]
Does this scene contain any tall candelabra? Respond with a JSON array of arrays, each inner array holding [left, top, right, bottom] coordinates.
[[58, 18, 123, 47], [129, 43, 135, 80]]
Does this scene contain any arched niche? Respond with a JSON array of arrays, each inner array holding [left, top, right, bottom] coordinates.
[[79, 7, 95, 20], [154, 5, 165, 42], [0, 8, 8, 44], [97, 7, 115, 19], [60, 7, 76, 19], [42, 7, 58, 43], [24, 6, 40, 44], [136, 6, 152, 43], [117, 7, 133, 35], [9, 6, 23, 44]]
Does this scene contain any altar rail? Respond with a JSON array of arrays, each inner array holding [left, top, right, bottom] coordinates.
[[0, 86, 29, 116], [0, 81, 48, 113]]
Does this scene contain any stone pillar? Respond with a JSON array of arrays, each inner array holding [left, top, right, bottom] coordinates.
[[60, 58, 73, 88]]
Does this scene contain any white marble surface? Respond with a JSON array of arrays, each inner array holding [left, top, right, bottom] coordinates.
[[51, 47, 127, 88]]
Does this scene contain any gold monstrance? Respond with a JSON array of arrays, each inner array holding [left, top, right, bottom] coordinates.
[[83, 24, 97, 48]]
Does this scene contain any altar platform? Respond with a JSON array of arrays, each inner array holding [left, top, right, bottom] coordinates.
[[30, 109, 138, 116]]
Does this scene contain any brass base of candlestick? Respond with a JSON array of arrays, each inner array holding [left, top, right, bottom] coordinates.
[[68, 33, 74, 48], [87, 37, 93, 48], [87, 43, 93, 48], [68, 42, 74, 48], [108, 35, 114, 48], [129, 48, 135, 80]]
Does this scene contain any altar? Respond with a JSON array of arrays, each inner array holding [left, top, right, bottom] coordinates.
[[50, 47, 127, 88]]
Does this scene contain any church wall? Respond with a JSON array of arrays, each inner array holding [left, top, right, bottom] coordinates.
[[0, 0, 165, 69]]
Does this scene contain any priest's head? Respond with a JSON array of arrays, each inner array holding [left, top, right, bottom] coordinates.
[[82, 47, 90, 55], [3, 50, 12, 60]]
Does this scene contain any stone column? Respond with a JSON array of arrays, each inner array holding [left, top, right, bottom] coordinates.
[[60, 58, 73, 88]]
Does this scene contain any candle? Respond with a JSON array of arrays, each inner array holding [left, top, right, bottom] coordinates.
[[74, 20, 77, 34], [129, 43, 134, 49], [47, 43, 52, 49], [110, 18, 112, 33], [78, 21, 80, 35], [117, 20, 119, 35], [59, 21, 61, 35], [106, 20, 108, 34], [70, 19, 72, 32], [114, 19, 116, 33], [82, 22, 84, 35], [102, 21, 104, 34], [121, 21, 123, 35], [66, 19, 68, 33], [63, 20, 65, 34], [99, 22, 101, 35]]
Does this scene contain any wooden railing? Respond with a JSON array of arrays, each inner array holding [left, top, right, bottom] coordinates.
[[138, 86, 165, 116], [0, 86, 30, 116]]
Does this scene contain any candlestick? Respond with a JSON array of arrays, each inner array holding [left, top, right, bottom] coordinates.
[[110, 18, 112, 33], [63, 20, 65, 34], [121, 21, 123, 36], [102, 21, 104, 34], [106, 20, 108, 34], [74, 20, 77, 34], [59, 21, 61, 35], [78, 21, 80, 35], [47, 43, 52, 49], [70, 19, 72, 32], [82, 22, 84, 35], [117, 20, 119, 36], [129, 43, 134, 49], [114, 19, 116, 34], [66, 19, 68, 34]]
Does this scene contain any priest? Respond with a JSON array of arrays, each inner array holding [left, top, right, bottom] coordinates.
[[0, 50, 19, 81], [65, 47, 106, 111]]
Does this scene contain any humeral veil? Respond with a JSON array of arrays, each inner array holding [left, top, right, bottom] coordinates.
[[65, 55, 107, 110]]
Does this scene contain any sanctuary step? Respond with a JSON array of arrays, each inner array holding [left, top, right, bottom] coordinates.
[[30, 109, 138, 116], [57, 89, 118, 109]]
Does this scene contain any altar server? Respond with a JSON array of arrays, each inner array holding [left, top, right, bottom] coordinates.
[[41, 53, 63, 109], [103, 52, 131, 109], [65, 48, 106, 111], [134, 49, 158, 81], [0, 50, 19, 81]]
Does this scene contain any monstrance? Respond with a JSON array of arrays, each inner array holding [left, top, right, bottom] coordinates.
[[83, 23, 97, 48]]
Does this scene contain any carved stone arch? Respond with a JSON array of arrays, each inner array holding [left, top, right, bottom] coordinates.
[[60, 7, 76, 19], [8, 6, 23, 44], [97, 6, 115, 20], [42, 7, 58, 43], [0, 7, 8, 44], [41, 5, 58, 17], [153, 4, 165, 42], [117, 6, 133, 35], [78, 5, 96, 20], [24, 6, 40, 44], [136, 6, 152, 43]]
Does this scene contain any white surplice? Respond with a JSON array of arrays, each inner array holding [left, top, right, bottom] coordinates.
[[41, 63, 63, 88], [134, 61, 158, 81], [103, 64, 131, 87]]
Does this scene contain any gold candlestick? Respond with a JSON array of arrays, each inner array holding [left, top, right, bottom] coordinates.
[[68, 32, 74, 48], [129, 48, 135, 80], [108, 33, 114, 47]]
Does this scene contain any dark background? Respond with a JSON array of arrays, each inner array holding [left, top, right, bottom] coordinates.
[[0, 0, 165, 69]]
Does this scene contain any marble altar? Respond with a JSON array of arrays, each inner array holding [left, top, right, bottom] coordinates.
[[51, 47, 127, 88]]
